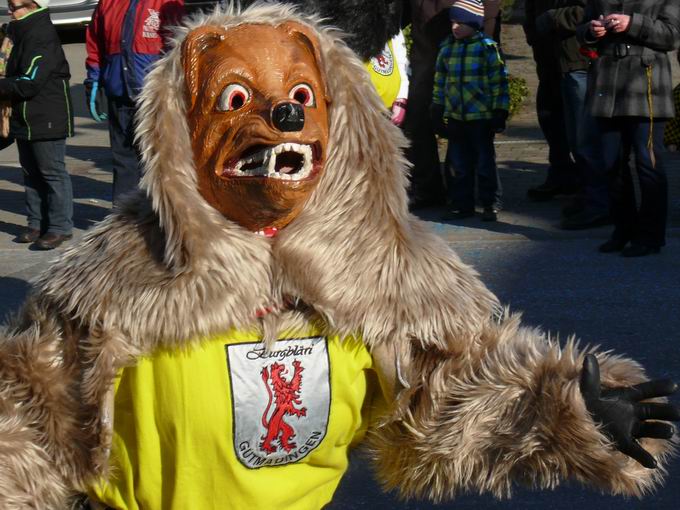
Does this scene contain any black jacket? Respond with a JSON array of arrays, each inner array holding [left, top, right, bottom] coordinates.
[[524, 0, 590, 73], [0, 9, 73, 141]]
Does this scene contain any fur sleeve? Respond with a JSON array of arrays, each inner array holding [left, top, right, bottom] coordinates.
[[0, 300, 96, 509], [368, 314, 677, 502]]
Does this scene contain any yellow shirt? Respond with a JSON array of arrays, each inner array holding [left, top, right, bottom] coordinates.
[[90, 329, 379, 510]]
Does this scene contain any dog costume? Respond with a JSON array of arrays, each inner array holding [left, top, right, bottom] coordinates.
[[0, 4, 678, 509]]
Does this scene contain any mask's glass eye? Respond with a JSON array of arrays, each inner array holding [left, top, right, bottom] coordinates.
[[218, 83, 251, 111], [289, 83, 315, 107]]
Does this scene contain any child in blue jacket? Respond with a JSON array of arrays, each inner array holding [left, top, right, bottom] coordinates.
[[431, 0, 509, 222]]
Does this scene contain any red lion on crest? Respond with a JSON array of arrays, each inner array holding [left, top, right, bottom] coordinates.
[[260, 359, 307, 454]]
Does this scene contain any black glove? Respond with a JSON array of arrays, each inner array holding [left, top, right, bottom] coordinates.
[[491, 109, 508, 134], [84, 79, 108, 122], [580, 354, 679, 468], [429, 103, 448, 138]]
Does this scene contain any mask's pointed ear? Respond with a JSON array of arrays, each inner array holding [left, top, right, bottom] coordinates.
[[281, 21, 331, 103], [182, 25, 228, 110]]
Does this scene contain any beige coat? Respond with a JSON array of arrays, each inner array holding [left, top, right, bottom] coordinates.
[[0, 4, 675, 508]]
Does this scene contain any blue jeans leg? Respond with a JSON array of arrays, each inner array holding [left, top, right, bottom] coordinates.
[[17, 139, 73, 235], [108, 96, 143, 203], [598, 117, 667, 247], [561, 70, 608, 213]]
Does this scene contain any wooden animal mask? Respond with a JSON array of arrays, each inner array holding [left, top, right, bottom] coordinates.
[[183, 22, 330, 232]]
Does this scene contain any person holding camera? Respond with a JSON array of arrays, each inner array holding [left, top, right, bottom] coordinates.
[[0, 0, 74, 250], [577, 1, 680, 257], [431, 0, 509, 222]]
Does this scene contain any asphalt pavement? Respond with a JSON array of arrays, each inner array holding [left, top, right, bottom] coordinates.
[[0, 28, 678, 510]]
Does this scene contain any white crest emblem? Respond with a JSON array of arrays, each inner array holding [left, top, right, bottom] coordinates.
[[226, 337, 330, 468], [370, 44, 394, 76], [142, 9, 161, 39]]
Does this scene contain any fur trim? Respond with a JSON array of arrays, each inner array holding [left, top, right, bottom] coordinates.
[[368, 314, 677, 501]]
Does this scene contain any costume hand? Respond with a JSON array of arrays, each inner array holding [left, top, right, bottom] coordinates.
[[589, 16, 608, 39], [580, 354, 679, 469], [491, 109, 507, 134], [604, 14, 631, 34], [84, 80, 108, 122], [391, 98, 407, 127], [429, 103, 447, 138]]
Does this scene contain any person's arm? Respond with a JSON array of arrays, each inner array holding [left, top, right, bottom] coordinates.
[[370, 314, 679, 501], [487, 43, 509, 112], [432, 44, 448, 107], [483, 0, 500, 39], [624, 3, 680, 52], [430, 43, 449, 136], [85, 2, 103, 86], [535, 1, 587, 38], [523, 0, 538, 45], [391, 30, 409, 127], [576, 2, 603, 45], [0, 38, 58, 101]]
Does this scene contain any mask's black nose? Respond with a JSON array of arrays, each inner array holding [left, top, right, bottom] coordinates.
[[272, 102, 305, 132]]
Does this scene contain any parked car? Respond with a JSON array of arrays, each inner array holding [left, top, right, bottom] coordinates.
[[0, 1, 221, 27], [0, 0, 99, 27]]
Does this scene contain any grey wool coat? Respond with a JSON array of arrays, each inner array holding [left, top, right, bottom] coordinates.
[[578, 0, 680, 119]]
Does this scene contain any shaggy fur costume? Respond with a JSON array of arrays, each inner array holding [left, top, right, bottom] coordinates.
[[238, 0, 403, 60], [0, 3, 676, 508]]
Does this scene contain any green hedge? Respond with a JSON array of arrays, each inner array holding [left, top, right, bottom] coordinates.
[[508, 74, 529, 119]]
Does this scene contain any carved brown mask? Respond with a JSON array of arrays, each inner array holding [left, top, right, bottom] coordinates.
[[183, 22, 330, 232]]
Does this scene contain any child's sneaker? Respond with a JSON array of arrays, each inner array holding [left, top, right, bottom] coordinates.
[[481, 207, 498, 222]]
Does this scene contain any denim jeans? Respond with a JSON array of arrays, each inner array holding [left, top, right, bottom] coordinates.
[[108, 96, 143, 203], [444, 119, 502, 211], [598, 117, 668, 248], [561, 70, 609, 214], [17, 139, 73, 235]]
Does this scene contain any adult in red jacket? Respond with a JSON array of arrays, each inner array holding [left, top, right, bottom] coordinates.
[[85, 0, 184, 203]]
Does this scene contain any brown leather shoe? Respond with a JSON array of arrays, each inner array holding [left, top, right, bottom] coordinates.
[[33, 232, 73, 250], [16, 228, 41, 243]]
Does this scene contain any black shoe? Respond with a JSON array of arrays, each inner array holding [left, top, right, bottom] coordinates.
[[32, 232, 73, 251], [441, 209, 474, 221], [621, 244, 660, 258], [15, 228, 40, 243], [560, 210, 611, 230], [527, 183, 561, 202], [410, 195, 445, 211], [527, 182, 581, 202], [598, 238, 628, 253], [481, 207, 498, 222]]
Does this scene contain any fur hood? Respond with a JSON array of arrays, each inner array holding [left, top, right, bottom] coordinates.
[[34, 2, 498, 357], [238, 0, 404, 60]]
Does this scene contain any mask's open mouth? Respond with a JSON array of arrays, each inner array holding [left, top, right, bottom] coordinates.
[[221, 142, 322, 181]]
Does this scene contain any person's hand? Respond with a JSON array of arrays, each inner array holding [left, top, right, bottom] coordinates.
[[589, 16, 608, 39], [429, 103, 447, 138], [604, 14, 631, 34], [491, 109, 508, 134], [391, 98, 407, 127], [84, 79, 108, 122], [580, 354, 680, 468]]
